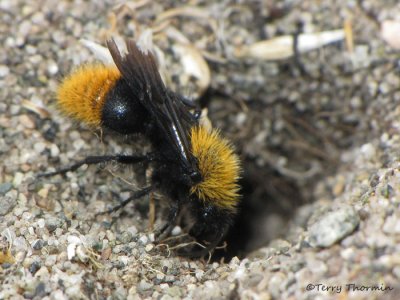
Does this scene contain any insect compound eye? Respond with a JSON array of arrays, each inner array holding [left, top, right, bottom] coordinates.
[[101, 79, 149, 134]]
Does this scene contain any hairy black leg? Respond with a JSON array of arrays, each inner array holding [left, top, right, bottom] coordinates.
[[180, 95, 201, 121], [96, 186, 153, 216], [38, 153, 155, 177], [178, 224, 229, 258], [180, 95, 197, 109], [154, 201, 180, 240]]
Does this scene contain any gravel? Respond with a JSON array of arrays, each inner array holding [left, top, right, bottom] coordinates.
[[1, 0, 400, 299]]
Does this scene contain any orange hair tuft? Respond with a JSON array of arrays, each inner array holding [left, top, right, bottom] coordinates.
[[57, 64, 121, 127], [190, 126, 241, 211]]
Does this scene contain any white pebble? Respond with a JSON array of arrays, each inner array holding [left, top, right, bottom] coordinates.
[[50, 144, 60, 157], [47, 61, 59, 75], [13, 172, 24, 186], [360, 143, 376, 160], [171, 226, 182, 236], [34, 142, 46, 153], [145, 244, 154, 252], [139, 235, 148, 245], [37, 218, 46, 228], [0, 65, 10, 77]]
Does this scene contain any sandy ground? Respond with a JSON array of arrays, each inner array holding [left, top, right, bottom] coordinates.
[[1, 0, 400, 299]]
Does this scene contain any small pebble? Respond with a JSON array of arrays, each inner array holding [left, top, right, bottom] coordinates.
[[33, 282, 46, 299], [145, 244, 154, 252], [308, 206, 360, 247], [138, 235, 148, 245], [1, 263, 12, 269], [45, 255, 57, 267], [117, 231, 133, 244], [0, 182, 13, 195], [12, 172, 24, 187], [18, 115, 36, 129], [382, 215, 400, 234], [171, 226, 182, 236], [29, 261, 41, 275], [137, 280, 153, 292], [0, 192, 17, 216], [32, 239, 45, 250], [0, 65, 10, 77], [46, 217, 62, 233]]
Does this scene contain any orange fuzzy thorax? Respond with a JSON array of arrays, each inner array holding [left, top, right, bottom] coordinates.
[[57, 64, 121, 127], [190, 126, 241, 211]]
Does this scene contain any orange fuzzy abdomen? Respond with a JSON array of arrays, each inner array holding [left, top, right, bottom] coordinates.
[[57, 64, 121, 127]]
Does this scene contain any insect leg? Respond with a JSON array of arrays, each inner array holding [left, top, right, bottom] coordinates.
[[154, 201, 180, 240], [38, 153, 155, 177], [180, 96, 197, 109], [179, 95, 201, 120], [178, 224, 229, 258], [97, 186, 153, 216]]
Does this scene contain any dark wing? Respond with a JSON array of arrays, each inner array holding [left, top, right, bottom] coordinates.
[[107, 39, 200, 181]]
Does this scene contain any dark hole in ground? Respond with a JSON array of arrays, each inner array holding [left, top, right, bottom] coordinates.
[[212, 162, 305, 261]]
